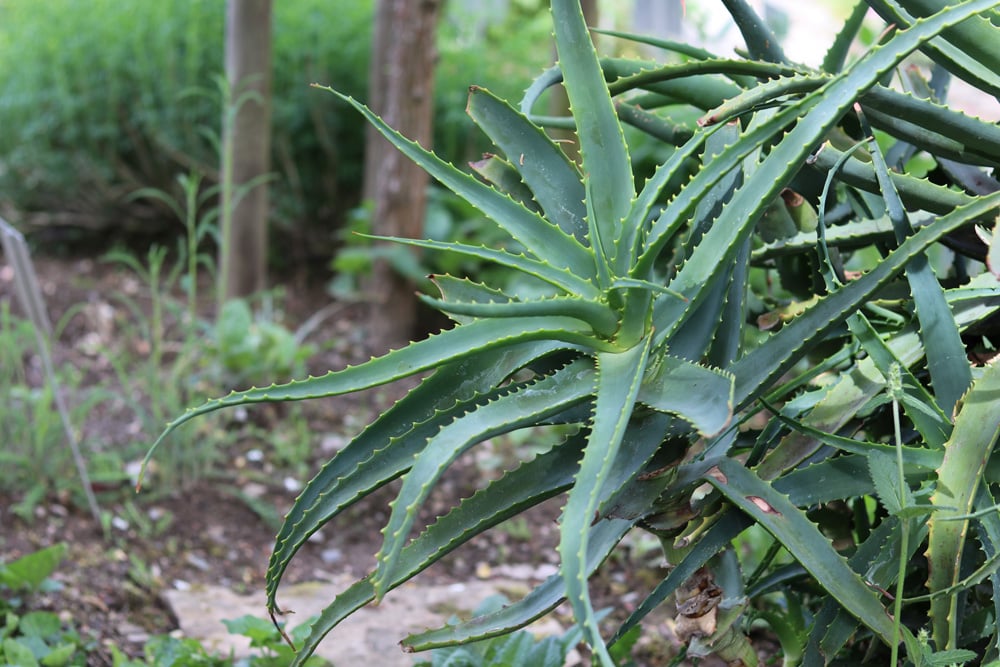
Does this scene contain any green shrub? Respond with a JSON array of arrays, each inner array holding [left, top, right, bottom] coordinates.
[[146, 1, 1000, 665]]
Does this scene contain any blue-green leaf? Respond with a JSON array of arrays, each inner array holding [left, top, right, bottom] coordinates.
[[551, 0, 634, 274], [559, 337, 651, 665]]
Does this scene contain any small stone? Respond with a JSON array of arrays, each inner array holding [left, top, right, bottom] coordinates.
[[308, 530, 326, 544], [320, 548, 342, 564], [173, 579, 191, 591], [246, 449, 264, 463], [242, 482, 267, 499], [186, 553, 211, 572], [111, 516, 130, 532], [283, 476, 302, 493]]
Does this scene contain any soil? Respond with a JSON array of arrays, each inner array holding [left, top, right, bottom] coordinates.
[[0, 253, 686, 666]]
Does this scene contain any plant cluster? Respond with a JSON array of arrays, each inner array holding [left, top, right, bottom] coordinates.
[[147, 0, 1000, 665]]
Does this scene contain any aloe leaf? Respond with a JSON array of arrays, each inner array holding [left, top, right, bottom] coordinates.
[[521, 58, 740, 121], [731, 192, 1000, 410], [847, 313, 951, 447], [373, 359, 596, 599], [613, 102, 696, 146], [708, 459, 920, 656], [642, 0, 1000, 293], [927, 359, 1000, 650], [314, 86, 595, 278], [560, 337, 651, 665], [609, 59, 805, 98], [403, 519, 632, 651], [637, 356, 734, 437], [721, 0, 787, 63], [466, 86, 588, 245], [551, 0, 634, 274], [360, 234, 601, 300], [698, 74, 829, 126], [764, 406, 943, 471], [419, 293, 618, 337], [284, 434, 588, 666], [142, 315, 603, 475], [805, 515, 927, 661], [867, 0, 1000, 98], [757, 276, 1000, 479], [468, 154, 544, 215], [862, 85, 1000, 163], [808, 143, 977, 214], [860, 105, 973, 414], [265, 341, 567, 608], [773, 454, 877, 505], [823, 1, 871, 73], [409, 409, 673, 651]]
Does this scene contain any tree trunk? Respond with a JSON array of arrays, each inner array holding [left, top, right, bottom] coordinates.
[[361, 0, 442, 355], [219, 0, 273, 305]]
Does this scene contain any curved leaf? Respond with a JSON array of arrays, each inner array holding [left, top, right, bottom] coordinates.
[[928, 359, 1000, 649], [142, 315, 603, 478], [466, 86, 588, 244], [373, 359, 596, 598], [559, 337, 651, 665], [286, 434, 589, 666], [266, 342, 568, 609], [552, 0, 634, 273], [314, 85, 596, 278]]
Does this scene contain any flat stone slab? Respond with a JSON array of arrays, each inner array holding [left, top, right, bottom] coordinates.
[[165, 576, 569, 665]]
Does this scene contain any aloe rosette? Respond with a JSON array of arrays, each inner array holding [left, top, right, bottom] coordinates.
[[145, 1, 1000, 664]]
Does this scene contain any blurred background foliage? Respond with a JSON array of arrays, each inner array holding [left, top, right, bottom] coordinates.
[[0, 0, 553, 266]]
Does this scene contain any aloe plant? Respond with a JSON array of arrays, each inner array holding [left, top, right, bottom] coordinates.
[[146, 1, 1000, 664]]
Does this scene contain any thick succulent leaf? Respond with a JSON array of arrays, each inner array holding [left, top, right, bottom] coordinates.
[[720, 0, 787, 63], [927, 359, 1000, 650], [372, 359, 596, 599], [405, 520, 632, 651], [865, 0, 1000, 98], [418, 293, 620, 338], [808, 143, 977, 215], [466, 86, 588, 244], [314, 86, 596, 278], [521, 58, 740, 123], [637, 355, 734, 437], [468, 154, 544, 215], [823, 1, 871, 73], [361, 234, 601, 300], [772, 454, 877, 505], [804, 515, 927, 662], [284, 433, 588, 666], [142, 315, 603, 475], [266, 342, 567, 609], [861, 107, 973, 414], [847, 314, 951, 447], [559, 338, 651, 665], [707, 459, 920, 657], [757, 275, 1000, 479], [551, 0, 634, 273], [731, 192, 1000, 411], [640, 0, 1000, 288]]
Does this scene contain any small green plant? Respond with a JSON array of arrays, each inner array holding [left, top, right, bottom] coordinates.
[[0, 544, 95, 666], [146, 1, 1000, 665], [212, 297, 314, 390]]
